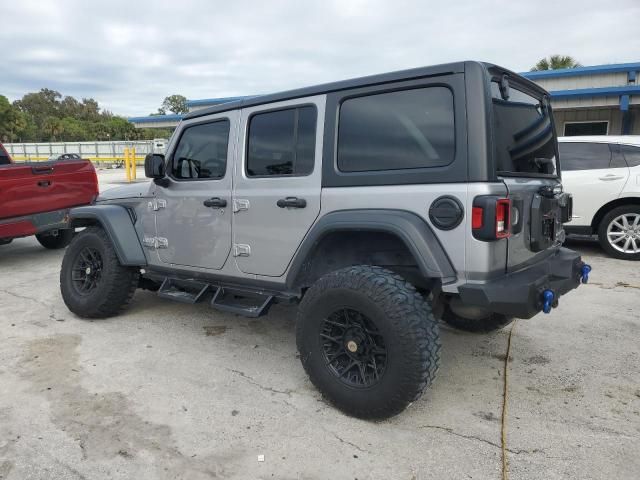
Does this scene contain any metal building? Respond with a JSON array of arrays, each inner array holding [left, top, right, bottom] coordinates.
[[521, 62, 640, 136], [128, 62, 640, 136]]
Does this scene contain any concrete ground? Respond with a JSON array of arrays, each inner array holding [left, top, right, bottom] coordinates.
[[0, 169, 638, 479]]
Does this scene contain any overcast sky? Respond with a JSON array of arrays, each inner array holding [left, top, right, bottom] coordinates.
[[2, 0, 639, 117]]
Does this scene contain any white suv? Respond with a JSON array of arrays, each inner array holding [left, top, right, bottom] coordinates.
[[560, 136, 640, 260]]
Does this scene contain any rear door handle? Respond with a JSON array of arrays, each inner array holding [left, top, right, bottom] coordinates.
[[599, 175, 624, 181], [277, 197, 307, 209], [203, 197, 227, 208], [37, 180, 51, 187]]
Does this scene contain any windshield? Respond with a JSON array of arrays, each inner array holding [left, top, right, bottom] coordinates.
[[491, 80, 558, 177]]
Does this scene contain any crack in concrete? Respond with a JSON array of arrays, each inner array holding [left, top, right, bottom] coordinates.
[[329, 432, 368, 454], [0, 289, 50, 309], [226, 368, 293, 396], [418, 424, 536, 455]]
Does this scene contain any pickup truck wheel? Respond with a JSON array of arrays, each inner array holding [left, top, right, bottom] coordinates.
[[296, 265, 440, 419], [60, 226, 139, 318], [36, 229, 74, 249], [597, 205, 640, 260], [442, 305, 514, 333]]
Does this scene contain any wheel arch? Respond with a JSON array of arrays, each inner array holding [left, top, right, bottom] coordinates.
[[591, 197, 640, 232], [285, 209, 456, 290], [69, 205, 147, 266]]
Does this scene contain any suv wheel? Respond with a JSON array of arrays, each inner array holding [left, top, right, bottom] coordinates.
[[296, 265, 440, 419], [60, 226, 139, 318], [442, 305, 514, 333], [36, 229, 74, 249], [598, 205, 640, 260]]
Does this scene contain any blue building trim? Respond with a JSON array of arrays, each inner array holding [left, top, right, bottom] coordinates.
[[128, 113, 184, 123], [549, 85, 640, 99], [620, 95, 630, 112], [522, 62, 640, 79]]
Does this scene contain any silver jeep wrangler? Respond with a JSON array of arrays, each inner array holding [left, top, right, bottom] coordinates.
[[60, 61, 590, 419]]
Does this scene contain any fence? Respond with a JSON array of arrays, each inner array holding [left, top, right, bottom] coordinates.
[[4, 140, 168, 165]]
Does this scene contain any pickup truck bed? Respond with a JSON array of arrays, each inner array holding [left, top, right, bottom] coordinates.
[[0, 159, 98, 246]]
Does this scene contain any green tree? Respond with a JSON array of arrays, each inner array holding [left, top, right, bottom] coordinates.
[[42, 116, 65, 141], [161, 94, 189, 114], [0, 95, 28, 142], [531, 55, 581, 71]]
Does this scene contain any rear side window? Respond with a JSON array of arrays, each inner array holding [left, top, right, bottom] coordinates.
[[491, 81, 557, 176], [337, 87, 455, 172], [621, 144, 640, 167], [558, 142, 612, 171], [171, 120, 230, 179], [246, 106, 316, 177]]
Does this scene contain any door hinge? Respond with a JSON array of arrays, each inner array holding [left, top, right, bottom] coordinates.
[[148, 199, 167, 211], [233, 244, 251, 257], [143, 236, 168, 249], [233, 199, 250, 213]]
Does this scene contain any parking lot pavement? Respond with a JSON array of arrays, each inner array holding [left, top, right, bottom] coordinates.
[[1, 173, 639, 480]]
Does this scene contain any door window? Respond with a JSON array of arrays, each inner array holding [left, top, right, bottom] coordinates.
[[246, 106, 316, 177], [171, 120, 230, 180], [337, 87, 455, 172], [558, 142, 612, 171], [621, 145, 640, 167]]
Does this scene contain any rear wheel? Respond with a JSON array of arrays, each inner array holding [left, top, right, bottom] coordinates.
[[296, 265, 440, 419], [36, 229, 74, 249], [60, 226, 139, 318], [597, 206, 640, 260]]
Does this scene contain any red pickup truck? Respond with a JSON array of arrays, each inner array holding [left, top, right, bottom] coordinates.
[[0, 142, 99, 249]]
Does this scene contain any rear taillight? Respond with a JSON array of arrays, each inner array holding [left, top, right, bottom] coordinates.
[[495, 198, 512, 239], [472, 196, 512, 241], [472, 207, 484, 229]]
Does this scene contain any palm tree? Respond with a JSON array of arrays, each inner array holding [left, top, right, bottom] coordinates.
[[531, 55, 581, 71]]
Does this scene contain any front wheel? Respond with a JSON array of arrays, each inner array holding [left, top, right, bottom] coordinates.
[[36, 229, 74, 249], [597, 205, 640, 260], [60, 226, 139, 318], [296, 265, 440, 419]]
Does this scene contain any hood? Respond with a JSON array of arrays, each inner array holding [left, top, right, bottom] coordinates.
[[97, 182, 153, 202]]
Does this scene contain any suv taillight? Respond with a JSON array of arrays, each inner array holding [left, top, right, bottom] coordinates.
[[495, 198, 511, 239], [472, 196, 512, 241]]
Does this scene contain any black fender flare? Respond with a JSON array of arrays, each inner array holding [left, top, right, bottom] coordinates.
[[286, 209, 456, 288], [69, 205, 147, 266]]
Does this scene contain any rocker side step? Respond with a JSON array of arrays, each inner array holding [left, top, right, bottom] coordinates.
[[157, 278, 210, 304], [210, 287, 274, 318]]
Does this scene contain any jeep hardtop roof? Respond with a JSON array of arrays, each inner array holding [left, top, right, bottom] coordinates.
[[184, 61, 546, 121]]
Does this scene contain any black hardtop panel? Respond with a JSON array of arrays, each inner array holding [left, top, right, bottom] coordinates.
[[184, 61, 476, 120]]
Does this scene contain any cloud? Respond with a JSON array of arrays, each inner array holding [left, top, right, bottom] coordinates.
[[1, 0, 638, 117]]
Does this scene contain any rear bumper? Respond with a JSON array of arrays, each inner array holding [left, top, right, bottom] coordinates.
[[0, 209, 71, 240], [458, 247, 585, 319]]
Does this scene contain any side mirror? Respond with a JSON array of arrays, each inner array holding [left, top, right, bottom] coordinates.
[[145, 154, 166, 179]]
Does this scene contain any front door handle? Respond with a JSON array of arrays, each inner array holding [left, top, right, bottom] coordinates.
[[37, 180, 51, 187], [277, 197, 307, 209], [599, 175, 624, 181], [203, 197, 227, 208]]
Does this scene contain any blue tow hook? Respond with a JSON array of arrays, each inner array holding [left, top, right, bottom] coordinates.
[[542, 289, 555, 314], [581, 264, 592, 284]]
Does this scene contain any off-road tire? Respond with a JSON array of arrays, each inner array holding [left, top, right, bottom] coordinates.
[[296, 265, 440, 419], [597, 205, 640, 260], [442, 306, 514, 333], [36, 229, 74, 249], [60, 226, 139, 318]]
